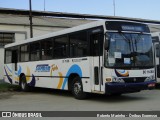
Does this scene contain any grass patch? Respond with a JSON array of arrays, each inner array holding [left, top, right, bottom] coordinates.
[[0, 83, 20, 92]]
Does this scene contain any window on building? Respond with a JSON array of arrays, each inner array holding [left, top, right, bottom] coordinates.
[[69, 31, 88, 57], [53, 36, 69, 58], [41, 38, 53, 60], [30, 42, 40, 61], [0, 33, 15, 46], [20, 44, 29, 62]]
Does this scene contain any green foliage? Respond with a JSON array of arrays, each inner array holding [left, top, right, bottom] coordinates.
[[0, 83, 19, 92]]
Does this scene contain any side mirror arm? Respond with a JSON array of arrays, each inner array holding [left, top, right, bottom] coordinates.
[[104, 33, 109, 50]]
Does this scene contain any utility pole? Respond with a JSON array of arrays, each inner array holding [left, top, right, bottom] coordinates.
[[29, 0, 33, 38], [44, 0, 46, 11], [113, 0, 116, 16]]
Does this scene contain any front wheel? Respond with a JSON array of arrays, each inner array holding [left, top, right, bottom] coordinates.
[[20, 75, 30, 92], [71, 76, 87, 100], [110, 93, 122, 96]]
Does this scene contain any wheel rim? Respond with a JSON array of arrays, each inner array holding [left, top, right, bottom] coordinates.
[[21, 80, 25, 90], [74, 82, 81, 95]]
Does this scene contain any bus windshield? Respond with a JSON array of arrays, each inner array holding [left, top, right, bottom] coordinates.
[[105, 32, 154, 68]]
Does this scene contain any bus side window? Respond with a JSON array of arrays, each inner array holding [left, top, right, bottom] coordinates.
[[20, 44, 29, 62], [69, 31, 88, 57], [53, 36, 69, 58], [5, 49, 12, 63], [41, 38, 53, 60], [90, 33, 103, 56], [30, 42, 40, 61], [156, 44, 159, 57]]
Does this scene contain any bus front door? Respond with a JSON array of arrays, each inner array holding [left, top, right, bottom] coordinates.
[[153, 43, 160, 83], [89, 28, 104, 92]]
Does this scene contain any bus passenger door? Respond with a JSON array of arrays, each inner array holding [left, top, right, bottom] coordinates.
[[153, 43, 160, 83], [89, 27, 104, 92], [12, 50, 18, 83]]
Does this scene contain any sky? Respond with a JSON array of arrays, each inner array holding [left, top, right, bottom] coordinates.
[[0, 0, 160, 20]]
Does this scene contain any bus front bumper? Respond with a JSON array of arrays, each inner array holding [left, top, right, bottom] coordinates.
[[105, 80, 156, 94]]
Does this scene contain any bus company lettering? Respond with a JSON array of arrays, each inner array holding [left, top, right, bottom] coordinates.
[[35, 64, 50, 72], [35, 64, 58, 72], [50, 64, 58, 71], [50, 64, 60, 77], [143, 70, 154, 74]]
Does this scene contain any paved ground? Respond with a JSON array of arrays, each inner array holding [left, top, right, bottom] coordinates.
[[0, 88, 160, 120], [0, 88, 160, 111]]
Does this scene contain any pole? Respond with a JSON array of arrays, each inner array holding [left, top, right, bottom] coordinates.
[[113, 0, 115, 16], [29, 0, 33, 38], [44, 0, 45, 11]]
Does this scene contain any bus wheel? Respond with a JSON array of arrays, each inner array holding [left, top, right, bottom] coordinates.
[[110, 93, 122, 96], [71, 76, 87, 100], [20, 75, 30, 92]]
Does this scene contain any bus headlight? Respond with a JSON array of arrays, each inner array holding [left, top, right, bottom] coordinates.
[[106, 78, 112, 82], [145, 75, 155, 82], [112, 77, 125, 83]]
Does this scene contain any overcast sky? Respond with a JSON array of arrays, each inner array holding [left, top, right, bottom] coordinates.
[[0, 0, 160, 20]]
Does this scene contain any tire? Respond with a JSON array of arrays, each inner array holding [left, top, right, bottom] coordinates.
[[110, 93, 122, 96], [156, 83, 160, 89], [71, 76, 87, 100], [20, 75, 30, 92]]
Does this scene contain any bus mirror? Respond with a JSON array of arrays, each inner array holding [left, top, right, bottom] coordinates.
[[105, 33, 109, 50]]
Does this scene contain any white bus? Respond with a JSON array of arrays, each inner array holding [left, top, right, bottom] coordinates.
[[152, 32, 160, 84], [4, 20, 156, 99]]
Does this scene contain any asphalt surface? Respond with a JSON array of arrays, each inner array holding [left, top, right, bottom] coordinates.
[[0, 88, 160, 120]]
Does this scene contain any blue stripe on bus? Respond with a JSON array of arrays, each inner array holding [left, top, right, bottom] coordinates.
[[4, 67, 12, 84], [6, 65, 22, 76], [62, 64, 82, 90]]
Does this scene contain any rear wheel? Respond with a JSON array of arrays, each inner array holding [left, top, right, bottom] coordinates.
[[71, 76, 87, 100], [20, 75, 30, 92], [110, 93, 122, 96]]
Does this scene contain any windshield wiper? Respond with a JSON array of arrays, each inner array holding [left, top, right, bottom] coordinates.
[[134, 33, 143, 51], [119, 33, 132, 52]]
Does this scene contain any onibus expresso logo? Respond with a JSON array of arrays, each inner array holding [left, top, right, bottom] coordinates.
[[35, 64, 51, 72], [35, 64, 58, 72]]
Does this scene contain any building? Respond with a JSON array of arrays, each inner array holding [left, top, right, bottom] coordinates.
[[0, 8, 94, 79], [1, 8, 160, 79]]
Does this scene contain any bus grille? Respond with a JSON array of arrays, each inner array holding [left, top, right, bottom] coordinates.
[[123, 77, 146, 83]]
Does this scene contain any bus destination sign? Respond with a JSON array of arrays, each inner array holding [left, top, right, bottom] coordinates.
[[121, 25, 144, 32]]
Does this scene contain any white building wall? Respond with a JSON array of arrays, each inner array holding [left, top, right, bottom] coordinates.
[[15, 33, 26, 42], [0, 24, 66, 39]]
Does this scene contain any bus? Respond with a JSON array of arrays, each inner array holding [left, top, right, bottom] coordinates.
[[152, 32, 160, 84], [4, 20, 156, 99]]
